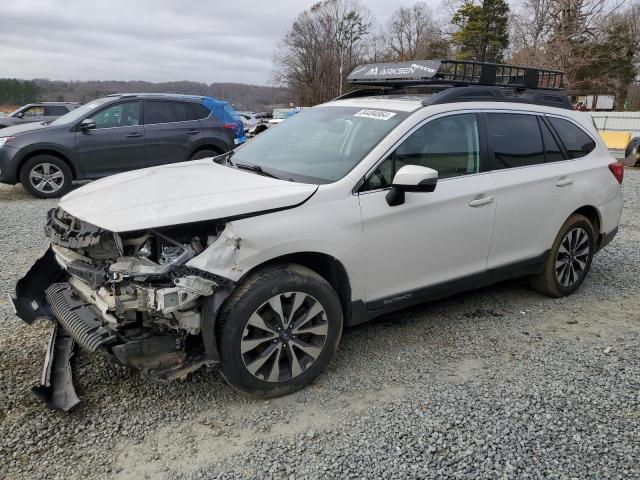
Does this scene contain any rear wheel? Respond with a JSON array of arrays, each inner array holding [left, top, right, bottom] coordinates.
[[529, 214, 595, 297], [20, 155, 72, 199], [215, 264, 343, 398], [190, 149, 222, 160]]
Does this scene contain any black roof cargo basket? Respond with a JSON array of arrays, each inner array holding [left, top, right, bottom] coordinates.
[[347, 59, 565, 90], [341, 59, 571, 109]]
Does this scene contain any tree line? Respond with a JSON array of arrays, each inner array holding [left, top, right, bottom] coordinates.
[[0, 79, 41, 106], [273, 0, 640, 110], [0, 79, 292, 112]]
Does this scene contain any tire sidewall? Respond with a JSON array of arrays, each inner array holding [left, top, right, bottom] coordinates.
[[190, 149, 221, 161], [551, 216, 595, 296], [218, 267, 343, 397], [20, 155, 72, 199]]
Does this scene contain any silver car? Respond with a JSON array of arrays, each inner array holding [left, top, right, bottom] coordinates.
[[0, 102, 81, 128]]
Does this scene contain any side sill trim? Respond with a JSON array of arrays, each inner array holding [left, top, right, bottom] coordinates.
[[347, 250, 549, 326]]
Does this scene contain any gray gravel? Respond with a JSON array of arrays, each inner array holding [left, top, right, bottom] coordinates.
[[1, 172, 639, 480]]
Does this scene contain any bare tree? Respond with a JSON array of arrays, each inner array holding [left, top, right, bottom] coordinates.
[[386, 3, 445, 60], [272, 0, 371, 105]]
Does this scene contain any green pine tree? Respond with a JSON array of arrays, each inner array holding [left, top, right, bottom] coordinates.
[[451, 0, 510, 63]]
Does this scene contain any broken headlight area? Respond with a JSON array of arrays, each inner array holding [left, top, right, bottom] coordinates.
[[14, 207, 235, 410], [43, 208, 231, 334]]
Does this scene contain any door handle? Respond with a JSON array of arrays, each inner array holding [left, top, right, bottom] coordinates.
[[469, 194, 494, 207], [556, 177, 573, 187], [126, 132, 142, 138], [186, 129, 200, 135]]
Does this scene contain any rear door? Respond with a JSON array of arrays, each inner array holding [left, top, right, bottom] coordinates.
[[143, 100, 204, 166], [484, 111, 577, 269], [75, 100, 146, 178], [44, 105, 70, 122]]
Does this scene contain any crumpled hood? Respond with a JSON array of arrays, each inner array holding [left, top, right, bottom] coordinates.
[[59, 159, 318, 232]]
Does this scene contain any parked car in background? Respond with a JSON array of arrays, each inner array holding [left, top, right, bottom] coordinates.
[[238, 111, 268, 137], [0, 93, 245, 198], [253, 111, 272, 119], [0, 102, 81, 128], [268, 107, 304, 126], [624, 136, 640, 166]]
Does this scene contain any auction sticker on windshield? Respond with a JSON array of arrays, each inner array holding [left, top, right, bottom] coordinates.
[[354, 109, 397, 120]]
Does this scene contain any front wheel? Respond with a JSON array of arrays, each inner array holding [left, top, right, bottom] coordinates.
[[20, 155, 73, 198], [215, 264, 343, 398], [529, 213, 595, 297]]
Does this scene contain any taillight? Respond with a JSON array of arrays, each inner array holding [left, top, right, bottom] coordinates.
[[223, 123, 237, 130], [608, 161, 624, 184]]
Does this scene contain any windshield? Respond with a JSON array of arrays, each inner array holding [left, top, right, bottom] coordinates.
[[50, 98, 111, 126], [231, 105, 408, 183]]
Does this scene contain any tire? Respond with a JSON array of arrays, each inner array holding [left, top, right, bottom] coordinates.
[[529, 213, 595, 297], [215, 264, 343, 398], [190, 149, 222, 160], [20, 155, 73, 199]]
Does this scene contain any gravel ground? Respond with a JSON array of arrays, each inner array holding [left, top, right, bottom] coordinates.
[[1, 172, 639, 480]]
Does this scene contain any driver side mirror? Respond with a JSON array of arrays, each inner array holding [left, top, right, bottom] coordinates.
[[80, 118, 96, 131], [15, 112, 24, 118], [386, 165, 438, 207]]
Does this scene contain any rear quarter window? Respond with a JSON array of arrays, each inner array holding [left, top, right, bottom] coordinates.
[[186, 103, 210, 121], [548, 117, 596, 158]]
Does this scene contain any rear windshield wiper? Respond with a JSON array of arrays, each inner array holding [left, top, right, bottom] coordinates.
[[235, 163, 280, 180]]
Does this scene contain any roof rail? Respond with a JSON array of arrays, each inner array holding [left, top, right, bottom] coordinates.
[[422, 86, 573, 110], [105, 93, 206, 99], [347, 59, 565, 91]]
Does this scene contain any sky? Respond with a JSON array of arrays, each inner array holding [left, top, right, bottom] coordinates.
[[0, 0, 440, 86]]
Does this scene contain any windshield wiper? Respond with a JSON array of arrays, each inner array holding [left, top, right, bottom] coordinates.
[[235, 163, 280, 179], [214, 150, 235, 166]]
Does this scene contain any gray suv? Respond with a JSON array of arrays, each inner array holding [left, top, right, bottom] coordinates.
[[0, 94, 242, 198], [0, 102, 81, 128]]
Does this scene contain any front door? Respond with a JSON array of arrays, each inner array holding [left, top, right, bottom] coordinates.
[[14, 105, 44, 124], [75, 100, 146, 178], [358, 113, 496, 305]]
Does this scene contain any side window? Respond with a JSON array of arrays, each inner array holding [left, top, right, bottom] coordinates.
[[539, 118, 565, 163], [45, 105, 69, 116], [185, 103, 210, 121], [486, 113, 544, 169], [144, 101, 192, 124], [21, 106, 44, 117], [92, 102, 140, 129], [362, 113, 480, 191], [548, 117, 596, 158]]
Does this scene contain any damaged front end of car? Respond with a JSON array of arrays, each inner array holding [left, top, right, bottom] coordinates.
[[12, 207, 237, 410]]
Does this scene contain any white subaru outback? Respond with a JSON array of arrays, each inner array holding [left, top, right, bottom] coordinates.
[[13, 60, 623, 409]]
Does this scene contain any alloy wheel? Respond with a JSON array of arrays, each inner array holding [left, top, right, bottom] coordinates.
[[240, 291, 328, 383], [555, 227, 590, 287], [29, 163, 65, 193]]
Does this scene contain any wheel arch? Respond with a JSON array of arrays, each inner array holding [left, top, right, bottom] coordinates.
[[238, 252, 353, 326], [571, 205, 602, 246], [201, 251, 353, 365], [188, 140, 230, 160], [17, 149, 77, 182]]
